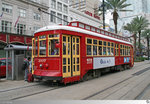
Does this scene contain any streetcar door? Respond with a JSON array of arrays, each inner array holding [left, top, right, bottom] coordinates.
[[32, 38, 35, 74], [131, 47, 134, 66], [72, 36, 80, 76], [62, 35, 71, 78]]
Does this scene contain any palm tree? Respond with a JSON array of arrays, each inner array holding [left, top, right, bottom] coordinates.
[[142, 29, 150, 59], [124, 21, 139, 58], [105, 0, 131, 33], [132, 16, 149, 56]]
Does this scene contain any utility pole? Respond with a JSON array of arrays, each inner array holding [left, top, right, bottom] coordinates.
[[147, 33, 149, 60], [102, 0, 105, 30]]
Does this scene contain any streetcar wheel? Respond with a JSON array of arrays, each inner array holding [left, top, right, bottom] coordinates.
[[82, 73, 88, 81], [97, 71, 101, 77], [124, 65, 127, 70]]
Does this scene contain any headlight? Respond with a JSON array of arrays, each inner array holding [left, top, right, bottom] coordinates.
[[40, 64, 43, 68]]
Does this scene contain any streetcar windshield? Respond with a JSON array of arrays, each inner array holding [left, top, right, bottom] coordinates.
[[33, 34, 60, 57], [48, 34, 59, 56], [39, 35, 46, 56]]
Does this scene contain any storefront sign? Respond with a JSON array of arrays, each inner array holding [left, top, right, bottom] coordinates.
[[93, 57, 115, 69], [85, 11, 92, 16], [9, 35, 24, 44], [0, 34, 7, 43], [26, 37, 32, 45]]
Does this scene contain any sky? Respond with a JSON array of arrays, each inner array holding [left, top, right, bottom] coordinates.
[[99, 0, 112, 24]]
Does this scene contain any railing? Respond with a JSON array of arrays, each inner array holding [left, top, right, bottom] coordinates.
[[0, 26, 35, 36], [69, 21, 130, 42]]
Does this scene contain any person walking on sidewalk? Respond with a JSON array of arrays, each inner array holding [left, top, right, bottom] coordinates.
[[24, 57, 31, 81]]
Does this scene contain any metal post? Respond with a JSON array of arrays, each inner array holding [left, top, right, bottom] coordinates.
[[102, 0, 105, 29], [147, 33, 149, 60], [6, 51, 8, 80], [12, 50, 15, 80]]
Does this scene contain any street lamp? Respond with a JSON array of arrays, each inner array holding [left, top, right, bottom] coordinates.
[[147, 33, 149, 60]]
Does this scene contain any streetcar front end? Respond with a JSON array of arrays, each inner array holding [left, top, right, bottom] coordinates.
[[32, 33, 63, 81]]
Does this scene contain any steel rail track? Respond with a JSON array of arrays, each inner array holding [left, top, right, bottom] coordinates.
[[82, 66, 150, 100]]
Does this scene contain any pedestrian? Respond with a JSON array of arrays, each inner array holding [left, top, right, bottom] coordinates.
[[24, 57, 31, 81]]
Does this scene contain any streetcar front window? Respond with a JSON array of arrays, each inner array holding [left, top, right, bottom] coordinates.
[[39, 36, 46, 56], [35, 37, 38, 56], [48, 34, 60, 56]]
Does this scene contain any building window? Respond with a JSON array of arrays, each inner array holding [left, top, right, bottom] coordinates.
[[1, 20, 12, 33], [57, 2, 62, 11], [2, 3, 12, 14], [33, 26, 40, 31], [51, 0, 56, 9], [17, 23, 26, 35], [63, 15, 68, 25], [57, 13, 62, 24], [50, 11, 56, 23], [81, 0, 86, 6], [63, 5, 68, 14], [75, 0, 79, 8], [19, 9, 26, 18], [63, 0, 68, 3], [34, 13, 41, 21]]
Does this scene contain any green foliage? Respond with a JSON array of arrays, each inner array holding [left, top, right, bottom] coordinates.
[[133, 16, 149, 32], [105, 0, 132, 33], [134, 57, 147, 62], [142, 29, 150, 38]]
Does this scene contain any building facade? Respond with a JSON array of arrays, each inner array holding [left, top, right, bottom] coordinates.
[[69, 7, 101, 28], [0, 0, 103, 58], [69, 0, 101, 21], [0, 0, 49, 57], [49, 0, 69, 25], [49, 0, 102, 27]]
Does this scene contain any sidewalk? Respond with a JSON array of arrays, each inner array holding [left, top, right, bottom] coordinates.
[[0, 78, 36, 92]]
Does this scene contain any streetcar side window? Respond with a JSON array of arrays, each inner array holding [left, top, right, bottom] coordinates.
[[86, 39, 114, 56], [115, 44, 119, 56], [120, 44, 123, 56], [39, 36, 46, 56], [128, 46, 131, 56], [93, 40, 97, 56], [98, 40, 103, 56], [33, 37, 38, 57], [86, 38, 92, 55], [107, 42, 111, 56], [48, 34, 60, 56], [103, 41, 107, 56], [111, 42, 114, 56]]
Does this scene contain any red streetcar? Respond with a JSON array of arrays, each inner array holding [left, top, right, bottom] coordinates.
[[32, 21, 134, 84]]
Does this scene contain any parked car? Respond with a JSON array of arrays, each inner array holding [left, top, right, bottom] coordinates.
[[0, 58, 6, 78]]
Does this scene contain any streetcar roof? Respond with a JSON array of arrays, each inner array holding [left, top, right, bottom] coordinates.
[[35, 25, 132, 45]]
